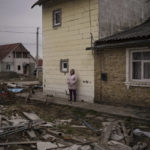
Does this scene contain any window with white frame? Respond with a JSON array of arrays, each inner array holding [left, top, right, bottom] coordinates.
[[126, 48, 150, 88], [53, 9, 62, 27], [60, 59, 69, 73], [131, 50, 150, 80]]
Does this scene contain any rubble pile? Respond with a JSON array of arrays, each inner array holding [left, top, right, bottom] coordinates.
[[0, 106, 100, 150], [0, 104, 149, 150]]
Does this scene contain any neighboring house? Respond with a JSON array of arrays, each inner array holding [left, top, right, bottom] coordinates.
[[0, 43, 36, 75], [38, 59, 43, 68], [94, 19, 150, 107], [37, 58, 43, 82], [32, 0, 150, 104]]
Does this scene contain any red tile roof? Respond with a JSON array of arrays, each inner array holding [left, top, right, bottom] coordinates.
[[0, 43, 29, 61]]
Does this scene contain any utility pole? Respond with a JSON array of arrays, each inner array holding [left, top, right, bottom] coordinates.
[[36, 27, 39, 78]]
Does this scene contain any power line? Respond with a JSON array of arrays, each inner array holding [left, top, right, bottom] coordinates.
[[0, 30, 42, 35], [0, 25, 41, 29], [0, 42, 42, 47]]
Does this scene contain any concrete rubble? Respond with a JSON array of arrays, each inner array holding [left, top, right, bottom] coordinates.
[[0, 101, 149, 150]]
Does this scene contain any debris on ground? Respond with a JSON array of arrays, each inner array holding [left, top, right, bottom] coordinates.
[[133, 129, 150, 139], [0, 96, 149, 150]]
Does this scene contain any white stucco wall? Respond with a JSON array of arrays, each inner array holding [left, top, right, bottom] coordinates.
[[1, 51, 35, 74]]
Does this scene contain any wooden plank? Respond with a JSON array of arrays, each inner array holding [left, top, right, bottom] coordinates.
[[0, 141, 37, 146]]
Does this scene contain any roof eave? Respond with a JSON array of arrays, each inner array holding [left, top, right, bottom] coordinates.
[[31, 0, 48, 8], [94, 38, 150, 50]]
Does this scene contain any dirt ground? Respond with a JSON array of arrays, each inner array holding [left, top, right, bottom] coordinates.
[[0, 96, 149, 150]]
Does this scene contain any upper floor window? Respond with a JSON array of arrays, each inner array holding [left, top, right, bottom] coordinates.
[[23, 52, 28, 58], [53, 9, 62, 27], [16, 52, 22, 58]]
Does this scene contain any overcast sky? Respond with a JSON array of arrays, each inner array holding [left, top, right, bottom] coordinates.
[[0, 0, 42, 57]]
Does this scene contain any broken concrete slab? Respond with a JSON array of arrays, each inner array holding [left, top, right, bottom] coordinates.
[[27, 130, 37, 139], [8, 119, 28, 126], [55, 119, 72, 126], [60, 144, 82, 150], [108, 140, 132, 150], [40, 122, 54, 127], [59, 144, 92, 150], [37, 142, 58, 150], [23, 112, 41, 121], [132, 142, 148, 150], [42, 134, 56, 141]]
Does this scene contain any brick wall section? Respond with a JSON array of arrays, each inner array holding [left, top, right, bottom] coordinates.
[[95, 49, 150, 107], [42, 0, 99, 102]]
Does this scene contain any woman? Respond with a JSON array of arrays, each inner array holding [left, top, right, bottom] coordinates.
[[67, 69, 78, 102]]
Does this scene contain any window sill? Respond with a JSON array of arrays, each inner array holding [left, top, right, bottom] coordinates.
[[125, 81, 150, 89]]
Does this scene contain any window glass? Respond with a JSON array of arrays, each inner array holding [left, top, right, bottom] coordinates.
[[132, 62, 141, 79], [144, 62, 150, 79], [53, 9, 61, 27], [6, 64, 10, 70], [63, 62, 67, 69], [18, 65, 21, 71], [23, 52, 28, 58], [55, 12, 61, 24], [16, 52, 22, 58], [133, 52, 142, 60], [60, 59, 69, 73], [143, 52, 150, 60]]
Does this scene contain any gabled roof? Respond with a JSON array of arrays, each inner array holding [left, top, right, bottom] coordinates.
[[0, 43, 29, 61], [95, 18, 150, 49], [31, 0, 65, 8]]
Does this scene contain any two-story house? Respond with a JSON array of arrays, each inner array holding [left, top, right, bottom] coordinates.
[[0, 43, 36, 75], [32, 0, 150, 105]]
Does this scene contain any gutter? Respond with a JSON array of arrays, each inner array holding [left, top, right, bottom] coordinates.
[[86, 38, 150, 50]]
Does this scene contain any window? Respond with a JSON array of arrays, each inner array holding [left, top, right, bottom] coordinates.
[[131, 51, 150, 80], [23, 52, 28, 58], [16, 52, 22, 58], [6, 64, 10, 71], [126, 48, 150, 88], [60, 59, 69, 73], [53, 9, 62, 27], [13, 52, 16, 58], [18, 65, 21, 71]]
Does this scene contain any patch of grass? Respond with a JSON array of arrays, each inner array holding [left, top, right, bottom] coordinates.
[[72, 108, 88, 118], [64, 127, 73, 134]]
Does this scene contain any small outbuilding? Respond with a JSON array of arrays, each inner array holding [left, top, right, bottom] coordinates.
[[94, 18, 150, 106]]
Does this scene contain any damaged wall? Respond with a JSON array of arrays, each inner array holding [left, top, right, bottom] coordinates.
[[99, 0, 150, 38]]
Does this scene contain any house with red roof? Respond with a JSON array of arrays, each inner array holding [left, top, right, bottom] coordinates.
[[0, 43, 36, 75]]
